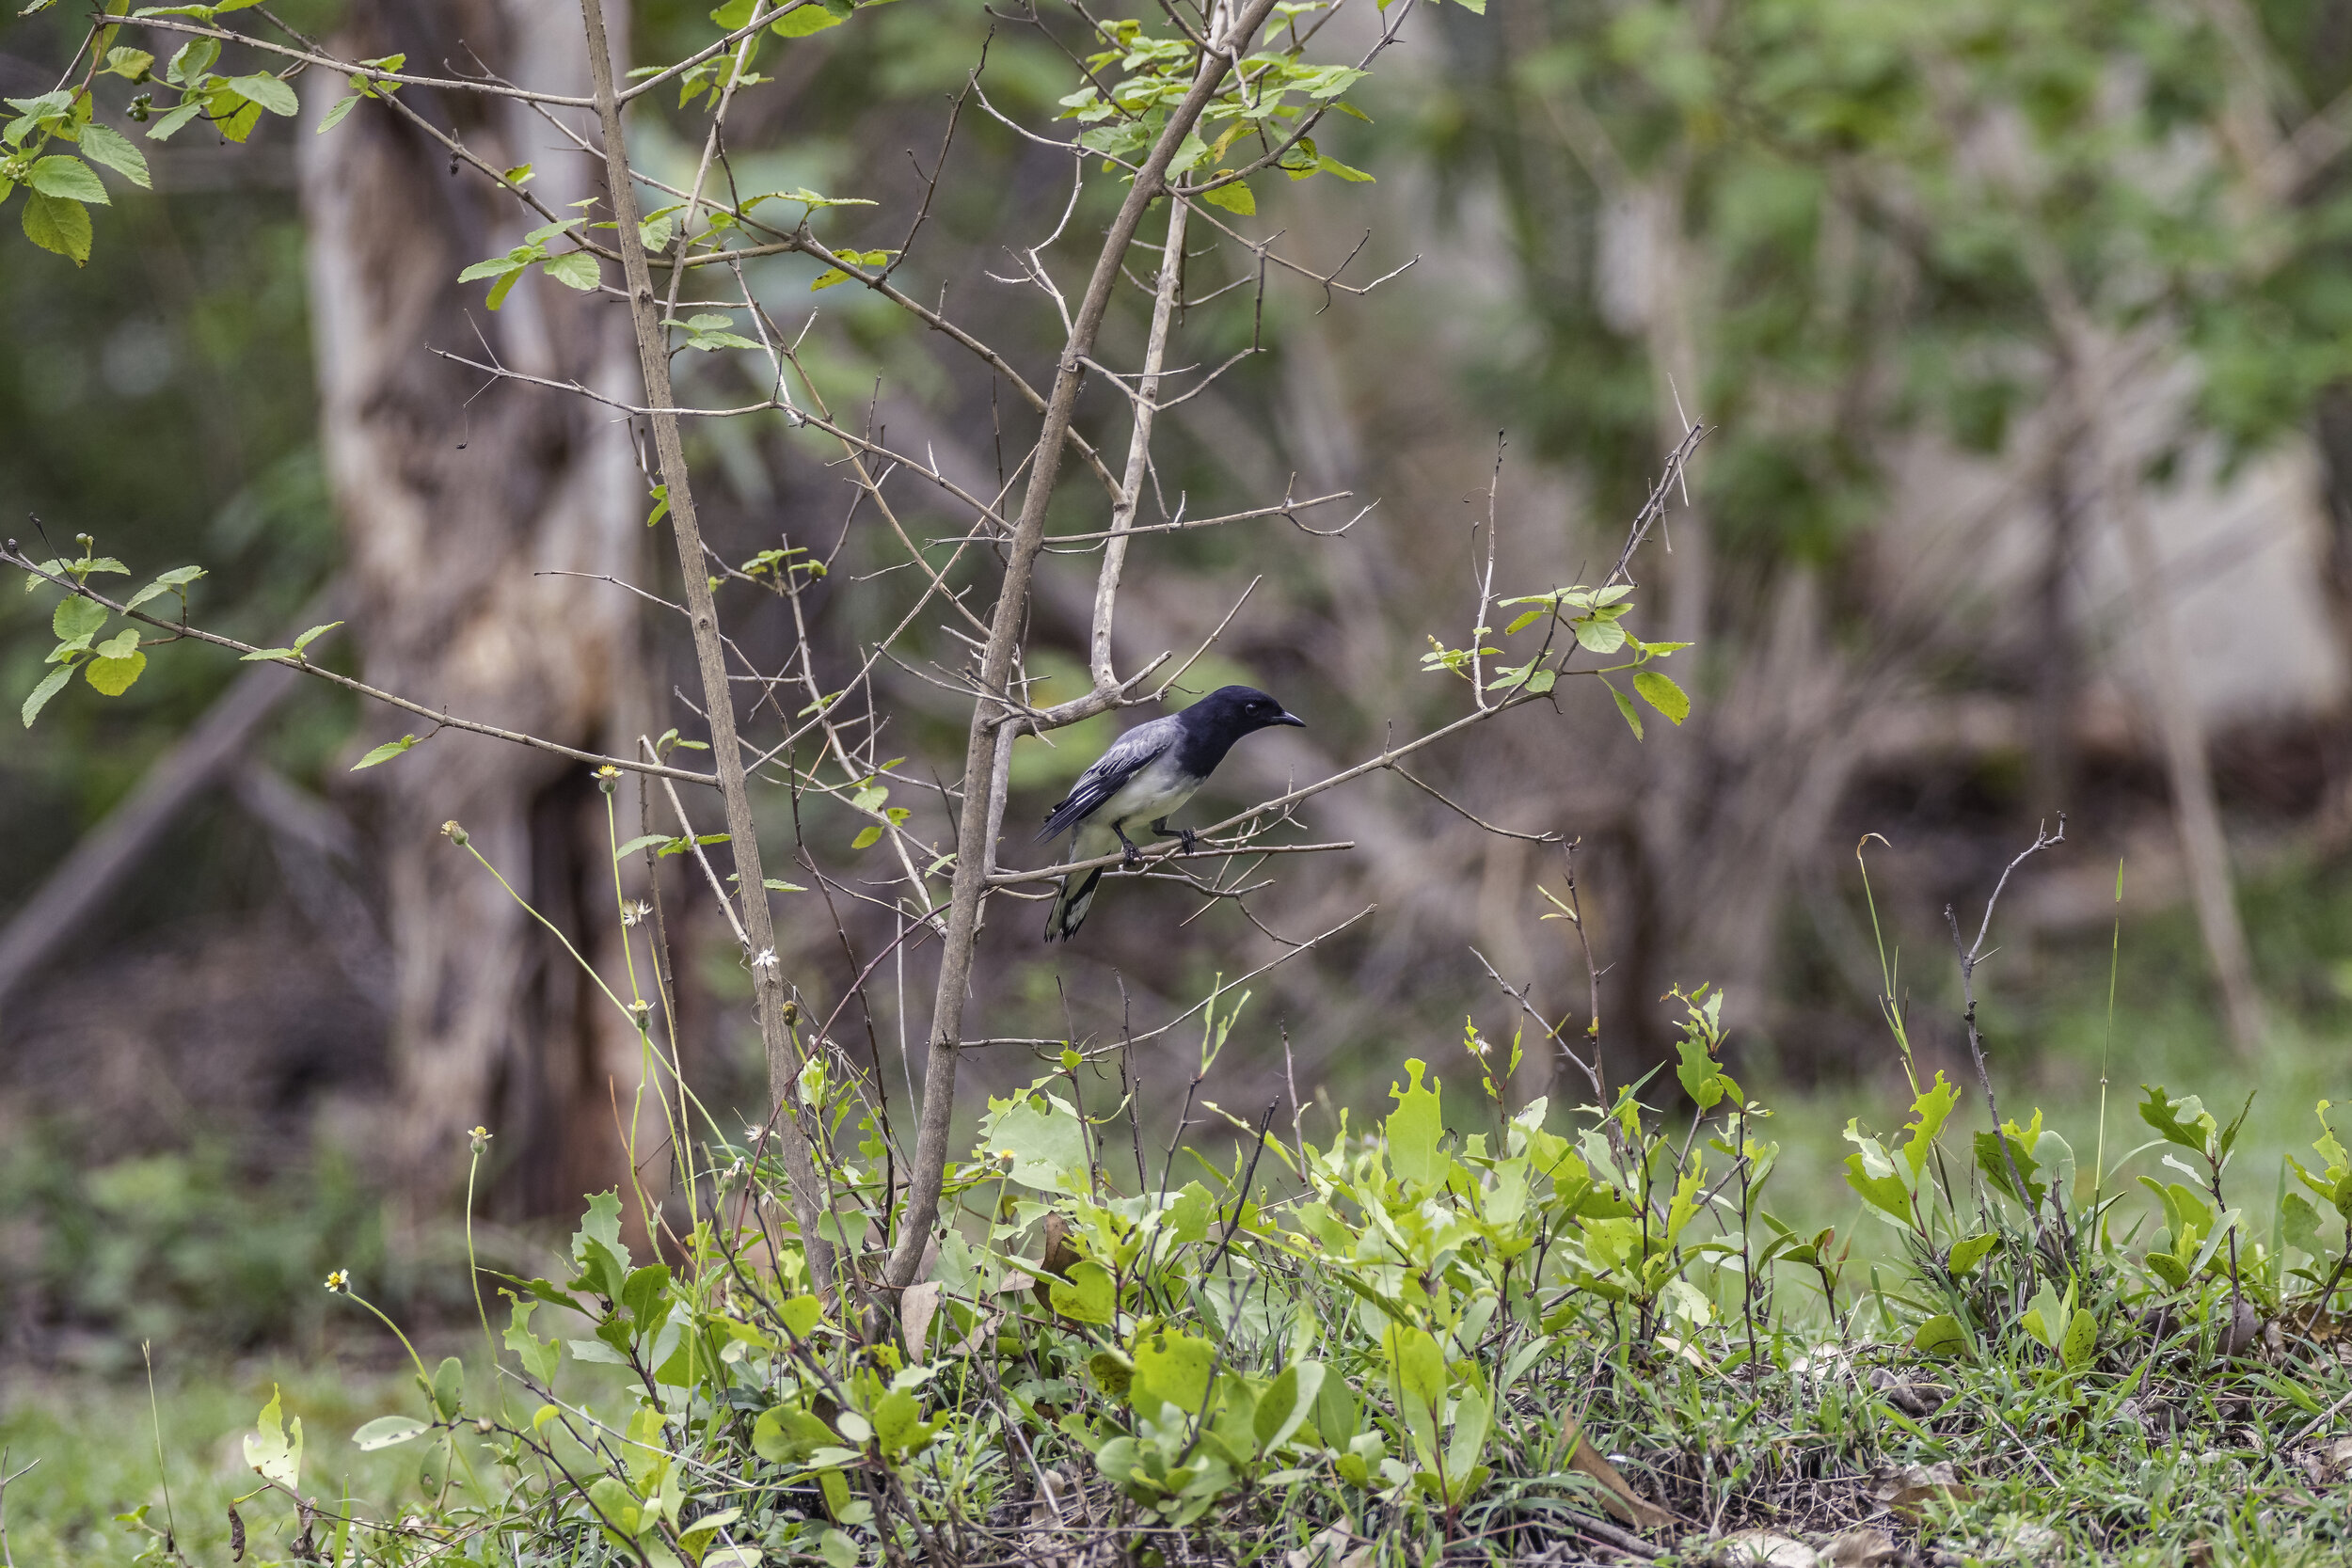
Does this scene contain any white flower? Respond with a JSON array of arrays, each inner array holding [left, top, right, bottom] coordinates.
[[750, 947, 778, 972], [623, 899, 652, 928]]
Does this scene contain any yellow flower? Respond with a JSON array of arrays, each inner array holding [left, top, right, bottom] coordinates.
[[325, 1269, 350, 1293], [439, 819, 469, 847]]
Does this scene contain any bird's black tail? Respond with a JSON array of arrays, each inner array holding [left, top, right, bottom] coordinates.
[[1043, 865, 1105, 942]]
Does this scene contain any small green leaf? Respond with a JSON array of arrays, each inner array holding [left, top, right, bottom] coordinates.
[[774, 3, 846, 36], [145, 98, 209, 142], [615, 834, 670, 858], [351, 1415, 429, 1450], [1201, 181, 1255, 215], [104, 47, 156, 80], [850, 824, 884, 849], [292, 621, 342, 655], [1913, 1313, 1966, 1355], [22, 193, 92, 264], [1503, 609, 1546, 635], [763, 878, 806, 892], [2059, 1307, 2099, 1370], [317, 94, 361, 134], [1633, 670, 1689, 724], [78, 124, 151, 189], [91, 627, 143, 660], [21, 665, 72, 727], [1946, 1233, 1999, 1278], [353, 735, 421, 770], [1611, 685, 1643, 739]]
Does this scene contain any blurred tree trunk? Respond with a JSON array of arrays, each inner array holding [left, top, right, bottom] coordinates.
[[299, 0, 656, 1219]]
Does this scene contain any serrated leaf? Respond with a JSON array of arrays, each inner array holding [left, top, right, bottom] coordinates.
[[145, 98, 208, 142], [1572, 616, 1627, 655], [1633, 670, 1689, 724], [21, 665, 72, 727], [78, 124, 151, 188], [542, 250, 600, 291], [105, 47, 155, 80], [53, 595, 107, 641], [352, 735, 420, 770], [22, 192, 92, 263], [30, 161, 113, 206], [86, 650, 147, 696], [227, 72, 297, 116]]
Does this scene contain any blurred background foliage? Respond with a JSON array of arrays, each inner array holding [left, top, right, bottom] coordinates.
[[7, 0, 2352, 1374]]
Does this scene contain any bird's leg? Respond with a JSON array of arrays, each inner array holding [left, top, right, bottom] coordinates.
[[1113, 823, 1144, 867], [1152, 817, 1200, 854]]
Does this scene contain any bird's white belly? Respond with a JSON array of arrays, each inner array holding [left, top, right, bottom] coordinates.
[[1098, 752, 1200, 829]]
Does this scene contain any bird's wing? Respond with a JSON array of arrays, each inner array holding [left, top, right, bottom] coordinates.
[[1037, 717, 1177, 841]]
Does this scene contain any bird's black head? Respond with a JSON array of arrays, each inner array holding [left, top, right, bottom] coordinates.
[[1187, 685, 1306, 736]]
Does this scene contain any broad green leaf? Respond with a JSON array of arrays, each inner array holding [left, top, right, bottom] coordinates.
[[1202, 181, 1255, 215], [1914, 1314, 1966, 1354], [775, 3, 846, 36], [1048, 1259, 1118, 1324], [1130, 1328, 1215, 1419], [1253, 1361, 1322, 1454], [352, 735, 420, 770], [78, 124, 151, 188], [243, 1385, 303, 1489], [1573, 616, 1627, 654], [351, 1415, 428, 1450], [1632, 670, 1689, 724], [2059, 1307, 2099, 1370], [1946, 1232, 1998, 1277], [975, 1086, 1090, 1193], [1383, 1057, 1447, 1188], [23, 193, 92, 264], [1899, 1072, 1962, 1178], [85, 649, 146, 695], [21, 666, 72, 727], [28, 156, 108, 204], [542, 250, 600, 291], [228, 72, 298, 116], [53, 595, 106, 641], [104, 48, 155, 80]]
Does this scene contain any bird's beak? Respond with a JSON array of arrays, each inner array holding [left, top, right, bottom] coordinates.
[[1275, 711, 1306, 728]]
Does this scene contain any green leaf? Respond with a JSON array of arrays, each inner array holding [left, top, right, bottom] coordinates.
[[614, 834, 670, 858], [243, 1385, 303, 1490], [485, 268, 524, 310], [104, 48, 155, 81], [763, 878, 806, 892], [351, 1415, 429, 1450], [1946, 1233, 1998, 1278], [975, 1087, 1090, 1193], [78, 124, 151, 188], [1254, 1361, 1323, 1454], [1201, 181, 1255, 215], [2059, 1307, 2099, 1370], [23, 193, 92, 264], [292, 621, 342, 655], [1611, 685, 1643, 739], [28, 156, 109, 204], [1503, 608, 1546, 635], [352, 735, 421, 770], [542, 250, 600, 291], [227, 72, 298, 116], [53, 595, 106, 641], [125, 565, 205, 611], [21, 665, 72, 727], [1048, 1259, 1118, 1325], [1913, 1314, 1966, 1354], [1130, 1328, 1216, 1419], [1383, 1057, 1448, 1188], [774, 2, 846, 36], [91, 627, 143, 661], [1632, 670, 1689, 724], [145, 98, 208, 142], [85, 649, 146, 696], [317, 94, 361, 134], [1573, 616, 1626, 655], [850, 824, 884, 849], [502, 1297, 564, 1385]]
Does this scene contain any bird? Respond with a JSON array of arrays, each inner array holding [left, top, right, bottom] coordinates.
[[1036, 685, 1304, 942]]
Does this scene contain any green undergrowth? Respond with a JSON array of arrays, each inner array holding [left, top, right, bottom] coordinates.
[[12, 983, 2352, 1568]]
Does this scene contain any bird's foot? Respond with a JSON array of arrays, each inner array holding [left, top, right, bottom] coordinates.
[[1152, 818, 1200, 854], [1116, 829, 1143, 867]]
